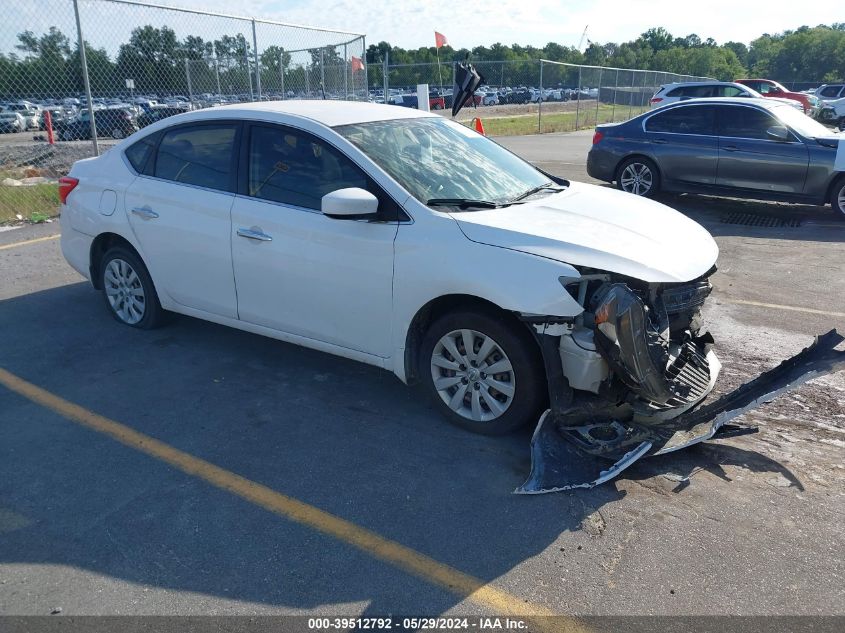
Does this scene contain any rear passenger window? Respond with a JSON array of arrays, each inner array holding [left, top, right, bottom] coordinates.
[[247, 125, 368, 210], [154, 124, 237, 192], [125, 132, 159, 174], [667, 85, 713, 98], [645, 106, 716, 135], [820, 86, 842, 97]]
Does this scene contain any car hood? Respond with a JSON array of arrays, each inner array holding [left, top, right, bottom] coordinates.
[[452, 181, 719, 283]]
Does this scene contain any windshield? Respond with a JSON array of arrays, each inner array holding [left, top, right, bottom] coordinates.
[[335, 117, 551, 205], [773, 104, 836, 138]]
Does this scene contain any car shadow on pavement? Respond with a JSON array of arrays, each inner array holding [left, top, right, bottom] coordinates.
[[620, 441, 804, 493], [0, 282, 799, 615], [651, 193, 845, 242]]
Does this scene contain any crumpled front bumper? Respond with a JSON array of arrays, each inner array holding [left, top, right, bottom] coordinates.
[[516, 330, 845, 494]]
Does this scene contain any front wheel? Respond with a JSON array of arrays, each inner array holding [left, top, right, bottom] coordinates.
[[616, 156, 660, 198], [831, 178, 845, 219], [419, 309, 546, 435], [100, 246, 166, 329]]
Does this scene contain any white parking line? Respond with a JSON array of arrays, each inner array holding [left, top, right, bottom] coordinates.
[[722, 298, 845, 319]]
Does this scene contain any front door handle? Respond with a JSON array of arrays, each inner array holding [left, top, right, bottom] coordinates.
[[131, 206, 159, 220], [653, 138, 669, 144], [237, 227, 273, 242], [722, 145, 739, 152]]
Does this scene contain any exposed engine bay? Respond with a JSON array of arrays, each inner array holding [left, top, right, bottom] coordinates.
[[516, 268, 845, 493]]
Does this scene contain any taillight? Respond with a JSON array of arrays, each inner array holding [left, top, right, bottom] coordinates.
[[650, 97, 663, 104], [58, 176, 79, 204], [592, 130, 604, 145]]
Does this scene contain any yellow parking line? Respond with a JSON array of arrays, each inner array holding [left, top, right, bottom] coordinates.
[[0, 367, 585, 631], [0, 234, 60, 251], [722, 298, 845, 319]]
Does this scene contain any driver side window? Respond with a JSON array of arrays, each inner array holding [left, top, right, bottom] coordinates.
[[247, 125, 368, 210]]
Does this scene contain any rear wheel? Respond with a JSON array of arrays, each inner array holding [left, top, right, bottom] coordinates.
[[419, 309, 546, 435], [831, 177, 845, 220], [111, 128, 125, 139], [616, 156, 660, 198], [100, 246, 166, 329]]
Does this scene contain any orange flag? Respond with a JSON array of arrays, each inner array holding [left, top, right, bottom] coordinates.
[[351, 56, 364, 72], [435, 31, 449, 48]]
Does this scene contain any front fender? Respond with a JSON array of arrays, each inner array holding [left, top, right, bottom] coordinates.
[[391, 222, 585, 381]]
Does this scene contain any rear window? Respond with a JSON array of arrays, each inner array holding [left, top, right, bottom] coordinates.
[[645, 105, 716, 135], [666, 85, 713, 98], [153, 124, 237, 192]]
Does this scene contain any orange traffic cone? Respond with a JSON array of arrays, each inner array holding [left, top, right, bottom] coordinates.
[[471, 117, 485, 135]]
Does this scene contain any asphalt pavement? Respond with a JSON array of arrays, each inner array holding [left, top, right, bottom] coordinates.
[[1, 131, 843, 624]]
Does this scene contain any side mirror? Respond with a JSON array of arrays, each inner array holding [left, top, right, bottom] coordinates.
[[321, 187, 379, 219], [766, 125, 790, 141]]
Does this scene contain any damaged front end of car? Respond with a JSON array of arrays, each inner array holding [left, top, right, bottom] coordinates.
[[516, 269, 845, 494]]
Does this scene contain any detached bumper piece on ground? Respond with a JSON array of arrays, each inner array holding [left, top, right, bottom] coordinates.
[[516, 326, 845, 494]]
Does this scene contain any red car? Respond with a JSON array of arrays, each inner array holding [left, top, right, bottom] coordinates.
[[734, 79, 813, 113], [429, 95, 446, 110]]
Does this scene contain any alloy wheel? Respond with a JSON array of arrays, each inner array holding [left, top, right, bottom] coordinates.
[[430, 329, 515, 423], [104, 258, 145, 324], [620, 162, 654, 196]]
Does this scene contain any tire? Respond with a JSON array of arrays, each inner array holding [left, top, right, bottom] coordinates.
[[111, 128, 125, 139], [419, 308, 546, 435], [616, 156, 661, 198], [100, 246, 166, 329], [838, 117, 845, 132], [831, 177, 845, 219]]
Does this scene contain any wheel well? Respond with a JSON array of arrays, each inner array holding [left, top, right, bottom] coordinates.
[[403, 294, 538, 384], [89, 233, 140, 289], [614, 154, 659, 183]]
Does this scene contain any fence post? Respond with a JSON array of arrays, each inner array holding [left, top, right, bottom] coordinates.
[[344, 43, 348, 98], [215, 57, 221, 96], [185, 58, 193, 106], [611, 69, 619, 121], [594, 66, 603, 125], [500, 62, 504, 89], [246, 47, 254, 101], [383, 51, 388, 102], [575, 65, 582, 131], [72, 0, 98, 155], [251, 19, 261, 99], [627, 72, 636, 120], [279, 53, 285, 99], [320, 49, 325, 98], [538, 60, 543, 133]]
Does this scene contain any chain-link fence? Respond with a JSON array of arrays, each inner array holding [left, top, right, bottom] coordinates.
[[377, 58, 712, 135], [0, 0, 365, 222]]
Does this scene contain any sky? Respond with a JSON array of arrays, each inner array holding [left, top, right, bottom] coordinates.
[[151, 0, 836, 49], [2, 0, 837, 57]]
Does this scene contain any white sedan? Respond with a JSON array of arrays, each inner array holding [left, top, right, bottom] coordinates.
[[59, 101, 841, 477]]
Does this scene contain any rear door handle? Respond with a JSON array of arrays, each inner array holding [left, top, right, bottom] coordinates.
[[131, 206, 159, 220], [237, 227, 273, 242], [653, 138, 668, 144], [722, 145, 739, 152]]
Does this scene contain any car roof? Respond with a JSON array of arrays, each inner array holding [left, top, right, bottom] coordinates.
[[651, 96, 784, 110], [198, 100, 440, 127], [659, 81, 744, 88]]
